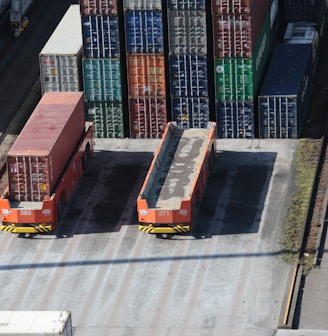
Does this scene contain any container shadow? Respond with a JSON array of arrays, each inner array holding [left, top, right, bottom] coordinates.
[[193, 150, 277, 238], [55, 150, 154, 237]]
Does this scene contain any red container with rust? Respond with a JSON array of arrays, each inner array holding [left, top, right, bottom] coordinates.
[[213, 0, 269, 58], [212, 0, 256, 15], [129, 97, 167, 139], [79, 0, 118, 15], [7, 92, 86, 202]]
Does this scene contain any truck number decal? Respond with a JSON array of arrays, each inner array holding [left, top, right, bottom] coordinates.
[[159, 210, 170, 217], [20, 210, 32, 216]]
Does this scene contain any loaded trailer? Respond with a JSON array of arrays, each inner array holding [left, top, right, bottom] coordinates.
[[0, 92, 94, 234], [137, 121, 216, 238]]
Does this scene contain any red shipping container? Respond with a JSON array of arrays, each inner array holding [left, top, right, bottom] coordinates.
[[213, 0, 269, 57], [212, 0, 256, 15], [7, 92, 86, 202], [127, 54, 166, 97], [129, 97, 167, 139], [79, 0, 117, 15]]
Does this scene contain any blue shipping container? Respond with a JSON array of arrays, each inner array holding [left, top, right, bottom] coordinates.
[[216, 100, 254, 138], [171, 97, 209, 129], [83, 58, 122, 101], [125, 10, 163, 53], [284, 0, 326, 23], [170, 54, 208, 97], [167, 0, 206, 10], [82, 15, 120, 58], [258, 43, 313, 138]]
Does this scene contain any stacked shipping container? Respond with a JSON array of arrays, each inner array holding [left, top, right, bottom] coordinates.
[[80, 0, 124, 138], [124, 1, 167, 138], [212, 0, 271, 138], [283, 0, 328, 36], [258, 43, 313, 138], [39, 5, 83, 95], [168, 0, 209, 129]]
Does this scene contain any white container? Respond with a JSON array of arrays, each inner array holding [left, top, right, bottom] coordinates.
[[39, 5, 82, 94], [0, 311, 72, 335]]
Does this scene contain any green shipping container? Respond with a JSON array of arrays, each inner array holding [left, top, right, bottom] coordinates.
[[83, 58, 122, 101], [85, 101, 124, 138], [215, 12, 271, 100]]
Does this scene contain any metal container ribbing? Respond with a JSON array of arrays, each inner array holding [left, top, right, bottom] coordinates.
[[170, 54, 208, 97], [124, 0, 162, 10], [216, 100, 254, 138], [258, 43, 313, 138], [125, 10, 164, 54], [79, 0, 118, 15], [82, 58, 122, 101], [168, 5, 209, 129], [127, 54, 166, 97], [81, 15, 120, 58], [39, 5, 83, 94], [214, 12, 271, 100], [212, 0, 256, 14], [125, 7, 167, 139], [172, 97, 209, 129], [213, 0, 269, 58], [129, 97, 167, 138], [85, 101, 124, 138], [168, 0, 206, 11], [168, 9, 207, 54]]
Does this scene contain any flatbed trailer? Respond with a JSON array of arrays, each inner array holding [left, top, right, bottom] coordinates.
[[0, 121, 94, 234], [137, 121, 216, 237]]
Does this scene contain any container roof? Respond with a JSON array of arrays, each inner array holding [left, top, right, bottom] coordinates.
[[9, 92, 83, 156]]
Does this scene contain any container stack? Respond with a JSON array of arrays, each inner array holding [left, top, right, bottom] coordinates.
[[212, 0, 271, 138], [79, 0, 124, 138], [168, 0, 209, 129], [124, 0, 167, 138], [39, 5, 83, 95]]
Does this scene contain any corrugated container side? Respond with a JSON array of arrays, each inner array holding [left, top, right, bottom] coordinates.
[[123, 0, 162, 10], [129, 97, 167, 138], [39, 5, 83, 94], [168, 0, 206, 10], [171, 97, 209, 129], [213, 0, 269, 58], [82, 15, 120, 58], [83, 58, 122, 101], [79, 0, 118, 15], [125, 10, 163, 54], [216, 100, 254, 138], [86, 101, 124, 138], [168, 10, 207, 54], [127, 54, 166, 97], [170, 54, 208, 97], [214, 12, 271, 100], [258, 43, 313, 138], [212, 0, 256, 14], [284, 0, 326, 23], [7, 92, 86, 202], [40, 54, 82, 94]]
